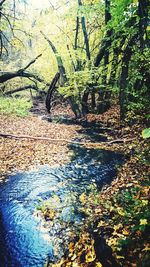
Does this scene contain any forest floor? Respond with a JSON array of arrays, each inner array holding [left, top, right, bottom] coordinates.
[[0, 103, 149, 267]]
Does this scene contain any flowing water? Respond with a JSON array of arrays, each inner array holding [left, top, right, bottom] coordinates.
[[0, 121, 124, 267]]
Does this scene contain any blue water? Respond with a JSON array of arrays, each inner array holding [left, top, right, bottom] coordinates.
[[0, 146, 124, 267]]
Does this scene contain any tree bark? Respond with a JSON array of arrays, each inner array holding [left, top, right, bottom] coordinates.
[[45, 72, 60, 113], [109, 33, 127, 87], [104, 0, 111, 65], [81, 91, 89, 115], [78, 0, 90, 60], [81, 16, 90, 60], [138, 0, 149, 49], [94, 35, 112, 68], [67, 44, 76, 71], [119, 44, 132, 120], [74, 16, 80, 50]]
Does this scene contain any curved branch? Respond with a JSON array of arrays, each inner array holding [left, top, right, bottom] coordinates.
[[41, 31, 67, 84], [45, 72, 60, 113], [0, 53, 46, 84], [4, 85, 38, 95], [19, 53, 42, 72]]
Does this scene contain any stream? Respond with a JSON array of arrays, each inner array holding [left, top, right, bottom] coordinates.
[[0, 120, 124, 267]]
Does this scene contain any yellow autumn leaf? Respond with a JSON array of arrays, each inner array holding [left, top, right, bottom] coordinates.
[[141, 200, 148, 206], [72, 262, 80, 267], [107, 238, 118, 247], [66, 263, 72, 267], [85, 246, 96, 263], [142, 246, 150, 252], [116, 255, 125, 259], [140, 219, 148, 225], [122, 229, 130, 236], [114, 224, 123, 231], [147, 26, 150, 31], [112, 231, 124, 238], [69, 242, 75, 252], [79, 193, 86, 204], [133, 0, 138, 3], [71, 254, 77, 261], [96, 262, 103, 267], [117, 207, 125, 216], [97, 220, 105, 227], [95, 208, 102, 214]]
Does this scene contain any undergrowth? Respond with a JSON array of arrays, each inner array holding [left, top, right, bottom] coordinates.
[[0, 96, 32, 116]]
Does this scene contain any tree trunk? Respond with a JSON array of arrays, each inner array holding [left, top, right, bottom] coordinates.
[[74, 16, 80, 50], [109, 33, 127, 87], [81, 91, 89, 115], [104, 0, 111, 65], [68, 97, 82, 118], [94, 0, 112, 73], [91, 92, 96, 110], [67, 44, 76, 71], [138, 0, 149, 50], [45, 72, 60, 113], [119, 45, 132, 120], [78, 0, 90, 60]]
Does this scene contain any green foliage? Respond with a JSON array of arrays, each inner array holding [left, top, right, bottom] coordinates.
[[116, 186, 150, 263], [142, 128, 150, 139], [59, 67, 99, 101], [0, 96, 32, 117], [77, 1, 104, 19], [108, 0, 150, 119], [110, 0, 136, 28], [126, 47, 150, 115]]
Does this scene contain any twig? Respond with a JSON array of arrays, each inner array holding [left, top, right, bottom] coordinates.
[[18, 53, 42, 73]]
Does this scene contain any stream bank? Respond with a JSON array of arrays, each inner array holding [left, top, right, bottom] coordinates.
[[0, 105, 149, 267]]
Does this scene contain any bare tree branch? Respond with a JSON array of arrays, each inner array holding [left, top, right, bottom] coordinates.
[[4, 85, 38, 95], [0, 132, 136, 146], [19, 53, 42, 72], [0, 53, 48, 84]]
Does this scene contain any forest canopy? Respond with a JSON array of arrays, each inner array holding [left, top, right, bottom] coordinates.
[[0, 0, 150, 120]]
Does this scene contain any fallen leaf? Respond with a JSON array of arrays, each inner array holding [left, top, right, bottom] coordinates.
[[140, 219, 148, 225], [79, 193, 86, 204]]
